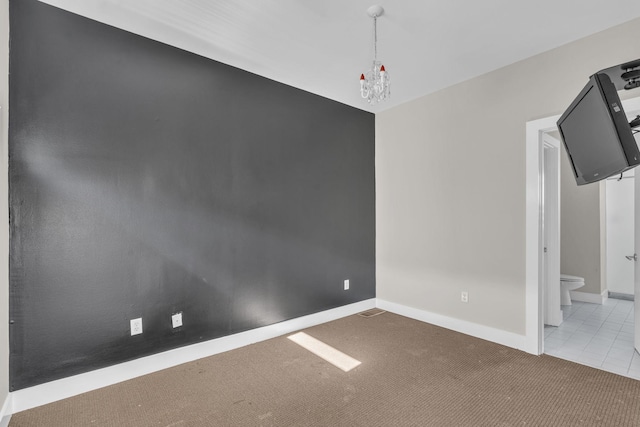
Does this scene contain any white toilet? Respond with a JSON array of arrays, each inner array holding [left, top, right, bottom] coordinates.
[[560, 274, 585, 305]]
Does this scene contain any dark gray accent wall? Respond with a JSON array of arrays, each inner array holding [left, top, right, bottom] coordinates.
[[9, 0, 375, 391]]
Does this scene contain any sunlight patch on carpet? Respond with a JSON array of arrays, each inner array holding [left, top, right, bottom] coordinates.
[[357, 308, 386, 318], [287, 332, 361, 372]]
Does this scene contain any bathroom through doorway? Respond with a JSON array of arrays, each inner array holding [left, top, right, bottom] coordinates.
[[526, 95, 640, 369]]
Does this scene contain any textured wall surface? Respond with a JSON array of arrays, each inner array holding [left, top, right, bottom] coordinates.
[[9, 0, 375, 390]]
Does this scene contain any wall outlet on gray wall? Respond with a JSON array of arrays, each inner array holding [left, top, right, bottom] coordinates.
[[130, 318, 143, 336], [172, 312, 183, 328]]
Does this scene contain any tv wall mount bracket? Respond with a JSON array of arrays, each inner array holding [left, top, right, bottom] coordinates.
[[596, 58, 640, 129], [597, 58, 640, 91]]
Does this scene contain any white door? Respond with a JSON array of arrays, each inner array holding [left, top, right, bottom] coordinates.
[[606, 172, 635, 295], [543, 134, 562, 326], [635, 162, 640, 353]]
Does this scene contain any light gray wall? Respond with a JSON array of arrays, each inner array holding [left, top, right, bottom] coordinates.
[[376, 17, 640, 335], [560, 149, 605, 295], [0, 0, 9, 411]]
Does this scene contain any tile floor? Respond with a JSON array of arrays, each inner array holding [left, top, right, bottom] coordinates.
[[544, 298, 640, 380]]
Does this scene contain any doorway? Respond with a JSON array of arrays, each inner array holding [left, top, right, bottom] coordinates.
[[526, 96, 640, 376]]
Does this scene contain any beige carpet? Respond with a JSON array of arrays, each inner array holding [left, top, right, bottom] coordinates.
[[9, 312, 640, 426]]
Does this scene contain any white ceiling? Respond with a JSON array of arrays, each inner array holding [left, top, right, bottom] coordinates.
[[39, 0, 640, 113]]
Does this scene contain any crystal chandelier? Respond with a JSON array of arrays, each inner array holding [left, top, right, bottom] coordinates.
[[359, 5, 390, 105]]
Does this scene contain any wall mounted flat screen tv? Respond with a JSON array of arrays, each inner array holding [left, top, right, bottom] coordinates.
[[557, 73, 640, 185]]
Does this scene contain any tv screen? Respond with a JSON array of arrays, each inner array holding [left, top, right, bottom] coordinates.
[[557, 73, 640, 185]]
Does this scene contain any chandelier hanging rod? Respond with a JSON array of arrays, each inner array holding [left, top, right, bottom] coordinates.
[[367, 5, 383, 62]]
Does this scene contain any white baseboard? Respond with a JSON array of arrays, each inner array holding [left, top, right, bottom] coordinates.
[[0, 394, 10, 427], [569, 290, 608, 305], [376, 299, 528, 352], [10, 299, 376, 414], [10, 298, 532, 414]]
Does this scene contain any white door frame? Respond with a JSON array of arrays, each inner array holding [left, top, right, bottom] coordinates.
[[525, 96, 640, 355], [525, 117, 561, 354]]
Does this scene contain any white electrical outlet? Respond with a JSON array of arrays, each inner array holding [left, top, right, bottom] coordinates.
[[344, 279, 350, 290], [461, 291, 469, 303], [130, 317, 143, 336], [172, 312, 183, 328]]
